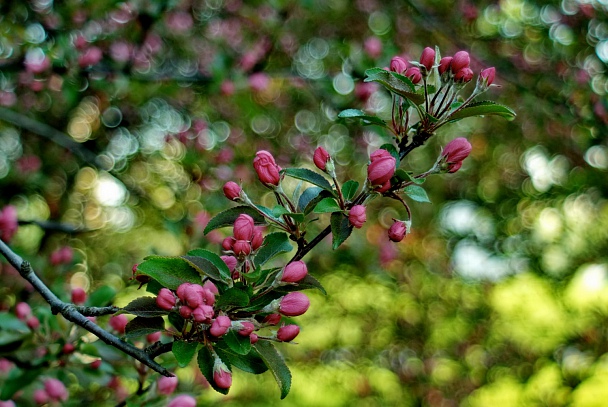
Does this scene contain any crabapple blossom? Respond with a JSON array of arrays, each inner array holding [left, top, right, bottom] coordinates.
[[279, 292, 310, 317], [277, 324, 300, 342], [348, 205, 367, 229], [253, 150, 281, 186]]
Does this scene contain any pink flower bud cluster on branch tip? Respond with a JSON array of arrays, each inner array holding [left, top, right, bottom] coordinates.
[[390, 56, 407, 74], [222, 214, 264, 259], [253, 150, 282, 186]]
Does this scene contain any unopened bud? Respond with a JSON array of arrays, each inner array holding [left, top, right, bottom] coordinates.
[[313, 146, 331, 171], [223, 181, 241, 201], [279, 292, 310, 317], [253, 150, 281, 186], [405, 66, 422, 84], [389, 56, 408, 74], [419, 47, 435, 72], [210, 316, 232, 337], [280, 260, 308, 283], [388, 220, 409, 242], [213, 359, 232, 389], [157, 376, 179, 395], [348, 205, 367, 229], [451, 51, 470, 73], [277, 324, 300, 342]]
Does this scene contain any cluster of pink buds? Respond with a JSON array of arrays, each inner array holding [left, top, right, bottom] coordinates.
[[223, 214, 264, 258], [33, 378, 69, 404], [15, 302, 40, 330], [49, 246, 74, 266]]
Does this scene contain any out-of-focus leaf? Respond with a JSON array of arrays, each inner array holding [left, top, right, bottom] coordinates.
[[86, 285, 116, 307], [0, 368, 42, 399], [394, 169, 425, 185], [253, 340, 291, 399]]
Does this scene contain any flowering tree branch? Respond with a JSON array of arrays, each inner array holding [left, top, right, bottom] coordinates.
[[0, 238, 173, 378]]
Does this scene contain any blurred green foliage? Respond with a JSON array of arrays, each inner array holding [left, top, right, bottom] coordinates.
[[1, 0, 608, 405]]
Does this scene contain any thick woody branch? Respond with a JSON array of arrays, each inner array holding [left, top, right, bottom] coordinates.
[[0, 238, 173, 377]]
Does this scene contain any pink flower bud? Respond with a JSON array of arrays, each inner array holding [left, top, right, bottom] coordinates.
[[419, 47, 435, 71], [480, 67, 496, 85], [63, 343, 75, 354], [454, 67, 474, 83], [237, 321, 255, 336], [33, 389, 50, 404], [203, 280, 219, 295], [90, 359, 102, 369], [375, 179, 391, 193], [71, 287, 87, 305], [367, 149, 396, 186], [389, 56, 408, 74], [405, 66, 422, 84], [210, 316, 232, 337], [233, 214, 255, 241], [348, 205, 367, 229], [233, 240, 251, 256], [213, 362, 232, 389], [451, 51, 470, 73], [277, 324, 300, 342], [157, 376, 179, 395], [147, 331, 162, 343], [281, 260, 308, 283], [364, 36, 383, 59], [251, 228, 264, 251], [15, 302, 31, 320], [179, 305, 193, 319], [44, 378, 68, 402], [27, 316, 40, 330], [253, 150, 281, 186], [78, 46, 103, 68], [223, 181, 241, 201], [313, 146, 331, 171], [279, 292, 310, 317], [263, 313, 281, 325], [442, 137, 472, 173], [438, 57, 452, 75], [156, 288, 176, 310], [221, 255, 238, 272], [109, 314, 129, 334], [0, 205, 18, 242], [222, 237, 236, 251], [167, 395, 197, 407], [192, 305, 214, 323], [388, 220, 408, 242], [182, 284, 206, 308], [250, 333, 259, 344]]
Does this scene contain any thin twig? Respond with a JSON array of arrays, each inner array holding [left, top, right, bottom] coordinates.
[[0, 238, 173, 377]]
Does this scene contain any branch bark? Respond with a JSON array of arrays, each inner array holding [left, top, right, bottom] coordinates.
[[0, 238, 173, 377]]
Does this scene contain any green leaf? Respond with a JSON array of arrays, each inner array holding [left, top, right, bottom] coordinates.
[[341, 180, 359, 202], [298, 186, 328, 214], [204, 206, 267, 234], [0, 312, 29, 332], [0, 368, 42, 400], [86, 285, 116, 307], [294, 274, 327, 295], [337, 108, 388, 127], [253, 341, 292, 399], [447, 100, 516, 121], [255, 232, 294, 266], [364, 68, 425, 105], [313, 197, 342, 214], [173, 340, 199, 368], [136, 256, 202, 290], [282, 168, 333, 192], [223, 330, 252, 355], [215, 287, 250, 309], [215, 342, 268, 374], [255, 204, 282, 223], [121, 296, 169, 317], [124, 316, 164, 338], [168, 312, 185, 332], [330, 212, 353, 249], [198, 346, 230, 395], [145, 279, 163, 295], [404, 185, 431, 203], [0, 330, 29, 353], [394, 169, 425, 185], [271, 206, 305, 223], [184, 249, 232, 284]]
